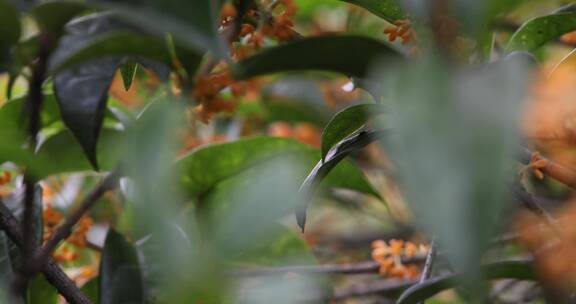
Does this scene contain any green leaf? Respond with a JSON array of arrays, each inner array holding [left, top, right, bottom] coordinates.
[[0, 0, 20, 45], [100, 229, 144, 304], [177, 136, 377, 200], [176, 137, 309, 197], [339, 0, 405, 23], [0, 0, 20, 72], [233, 36, 403, 80], [94, 0, 225, 56], [321, 103, 385, 161], [36, 129, 126, 177], [27, 275, 58, 304], [234, 225, 315, 266], [81, 278, 100, 304], [397, 259, 536, 304], [297, 130, 386, 231], [506, 12, 576, 52], [49, 31, 173, 74], [54, 57, 118, 170], [31, 1, 90, 35], [120, 61, 138, 91]]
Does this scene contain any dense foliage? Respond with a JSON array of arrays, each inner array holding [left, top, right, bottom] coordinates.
[[2, 0, 576, 303]]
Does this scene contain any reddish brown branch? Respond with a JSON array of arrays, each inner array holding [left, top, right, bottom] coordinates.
[[0, 202, 91, 304], [32, 170, 119, 271]]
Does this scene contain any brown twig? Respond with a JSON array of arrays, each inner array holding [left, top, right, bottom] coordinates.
[[0, 202, 91, 304], [31, 170, 120, 271], [331, 278, 416, 301], [517, 146, 576, 190], [229, 255, 425, 277], [15, 33, 51, 298]]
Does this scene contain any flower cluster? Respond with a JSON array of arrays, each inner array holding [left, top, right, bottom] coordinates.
[[383, 19, 415, 45], [0, 171, 12, 198], [192, 70, 239, 123], [527, 151, 548, 180], [371, 239, 427, 279], [43, 206, 94, 262]]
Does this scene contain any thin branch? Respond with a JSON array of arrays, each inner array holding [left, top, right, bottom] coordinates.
[[229, 255, 425, 277], [32, 170, 120, 270], [517, 146, 576, 190], [416, 237, 437, 304], [16, 33, 51, 298], [331, 279, 416, 301], [0, 202, 91, 304], [513, 184, 563, 237]]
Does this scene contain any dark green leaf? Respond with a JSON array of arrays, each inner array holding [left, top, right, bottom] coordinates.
[[0, 0, 20, 45], [321, 103, 385, 161], [0, 0, 20, 72], [27, 275, 58, 304], [233, 36, 403, 80], [397, 259, 536, 304], [31, 1, 90, 35], [81, 278, 100, 304], [120, 61, 138, 91], [506, 12, 576, 52], [297, 130, 386, 231], [93, 0, 225, 56], [49, 31, 173, 74], [339, 0, 405, 22], [100, 229, 144, 304], [54, 57, 118, 170]]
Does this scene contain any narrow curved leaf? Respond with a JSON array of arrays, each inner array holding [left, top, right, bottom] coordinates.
[[506, 12, 576, 52], [100, 229, 144, 304], [397, 259, 536, 304], [339, 0, 405, 22], [321, 103, 385, 161], [297, 130, 387, 231], [233, 36, 403, 80]]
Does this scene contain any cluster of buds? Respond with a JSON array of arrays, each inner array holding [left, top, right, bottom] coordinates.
[[383, 19, 415, 45], [371, 239, 427, 279], [0, 171, 11, 186], [192, 70, 240, 123], [527, 151, 549, 180], [0, 171, 12, 198], [43, 206, 94, 262]]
